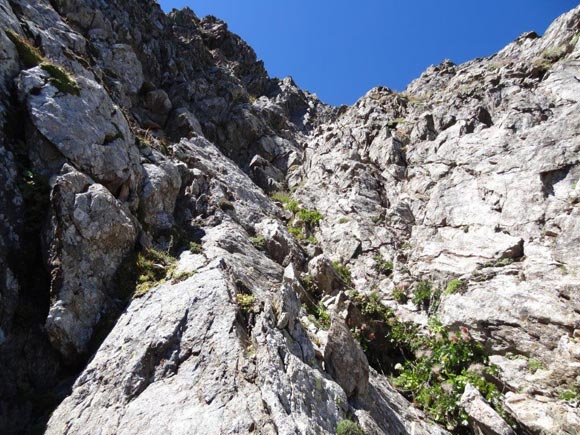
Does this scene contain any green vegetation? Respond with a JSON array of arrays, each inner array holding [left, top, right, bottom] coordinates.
[[171, 270, 195, 283], [297, 208, 324, 226], [134, 249, 177, 297], [305, 236, 318, 245], [5, 29, 43, 67], [392, 319, 503, 431], [333, 261, 353, 287], [40, 62, 80, 95], [218, 198, 234, 211], [336, 419, 364, 435], [288, 224, 304, 240], [412, 280, 433, 306], [189, 241, 203, 254], [527, 358, 545, 374], [307, 301, 331, 330], [559, 387, 580, 402], [392, 288, 408, 304], [338, 217, 349, 224], [5, 30, 80, 95], [444, 279, 464, 295], [270, 191, 300, 213], [236, 293, 255, 314], [373, 253, 393, 277], [250, 235, 266, 250]]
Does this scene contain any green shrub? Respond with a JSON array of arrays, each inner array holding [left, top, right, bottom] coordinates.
[[527, 358, 545, 374], [307, 301, 331, 330], [392, 288, 408, 304], [288, 224, 304, 240], [297, 208, 323, 226], [336, 419, 363, 435], [270, 191, 292, 204], [338, 217, 349, 224], [236, 294, 255, 314], [40, 62, 80, 95], [6, 29, 43, 67], [559, 388, 580, 402], [189, 241, 203, 254], [333, 261, 352, 287], [134, 249, 176, 297], [373, 253, 393, 276], [270, 191, 300, 213], [306, 236, 318, 245], [250, 235, 266, 251], [392, 320, 501, 430], [444, 279, 464, 295], [412, 281, 432, 305]]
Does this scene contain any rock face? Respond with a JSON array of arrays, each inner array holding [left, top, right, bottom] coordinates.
[[0, 1, 579, 434]]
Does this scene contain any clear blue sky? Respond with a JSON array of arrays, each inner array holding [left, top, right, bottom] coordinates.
[[157, 0, 579, 106]]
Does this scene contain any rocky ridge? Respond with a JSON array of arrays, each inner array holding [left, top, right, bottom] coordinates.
[[0, 1, 579, 434]]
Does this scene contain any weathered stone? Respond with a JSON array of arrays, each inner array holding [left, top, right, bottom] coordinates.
[[460, 383, 515, 435], [324, 318, 369, 398], [44, 165, 137, 361], [308, 255, 344, 295]]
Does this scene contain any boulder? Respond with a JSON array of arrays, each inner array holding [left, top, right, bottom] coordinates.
[[44, 165, 137, 361], [324, 318, 369, 397]]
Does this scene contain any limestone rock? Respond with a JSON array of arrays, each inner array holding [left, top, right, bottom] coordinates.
[[44, 165, 137, 361], [460, 384, 515, 435], [308, 255, 344, 295], [324, 318, 369, 398]]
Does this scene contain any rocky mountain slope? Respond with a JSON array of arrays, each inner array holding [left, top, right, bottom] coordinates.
[[0, 1, 579, 434]]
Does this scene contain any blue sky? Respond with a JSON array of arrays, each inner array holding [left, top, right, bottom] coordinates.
[[158, 1, 579, 105]]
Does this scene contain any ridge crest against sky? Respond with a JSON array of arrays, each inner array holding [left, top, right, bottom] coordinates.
[[158, 0, 579, 105]]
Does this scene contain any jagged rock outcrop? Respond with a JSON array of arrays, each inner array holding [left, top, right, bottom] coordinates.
[[0, 1, 579, 434]]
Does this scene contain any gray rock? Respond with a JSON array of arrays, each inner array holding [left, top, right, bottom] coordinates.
[[18, 68, 143, 196], [460, 383, 515, 435], [324, 318, 369, 398], [44, 165, 137, 361], [308, 255, 344, 295]]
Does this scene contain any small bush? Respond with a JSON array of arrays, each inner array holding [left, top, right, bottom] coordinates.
[[307, 301, 331, 330], [134, 249, 176, 297], [305, 236, 318, 245], [338, 217, 349, 224], [333, 261, 353, 287], [412, 281, 432, 305], [189, 241, 203, 254], [445, 279, 464, 295], [287, 224, 304, 240], [270, 191, 300, 213], [250, 235, 266, 251], [336, 419, 363, 435], [559, 388, 580, 402], [392, 320, 502, 431], [236, 294, 255, 314], [393, 288, 408, 304], [373, 253, 393, 276], [270, 191, 292, 204], [297, 208, 323, 226], [528, 358, 545, 374]]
